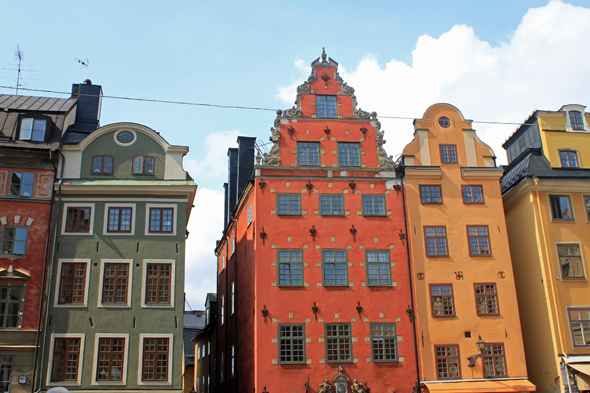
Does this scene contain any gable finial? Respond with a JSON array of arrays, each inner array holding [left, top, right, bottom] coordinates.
[[321, 47, 327, 63]]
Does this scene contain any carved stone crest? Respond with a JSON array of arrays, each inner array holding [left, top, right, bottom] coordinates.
[[318, 378, 333, 393], [263, 126, 281, 166], [350, 379, 367, 393], [374, 119, 395, 170]]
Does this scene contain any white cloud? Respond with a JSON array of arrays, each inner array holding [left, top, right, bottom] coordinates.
[[184, 130, 240, 180], [275, 58, 312, 104], [277, 0, 590, 164]]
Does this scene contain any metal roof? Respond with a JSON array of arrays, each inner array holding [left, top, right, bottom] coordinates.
[[0, 95, 77, 113]]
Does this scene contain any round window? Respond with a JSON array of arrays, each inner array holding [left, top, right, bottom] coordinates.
[[439, 117, 451, 128], [117, 131, 134, 143]]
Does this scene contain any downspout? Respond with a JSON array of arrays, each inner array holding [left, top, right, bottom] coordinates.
[[34, 148, 65, 392], [230, 213, 238, 393], [31, 149, 57, 392], [562, 358, 573, 393], [400, 164, 422, 390], [224, 230, 230, 392]]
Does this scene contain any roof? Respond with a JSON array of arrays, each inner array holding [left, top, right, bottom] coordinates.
[[206, 293, 217, 306], [0, 95, 77, 113], [183, 310, 205, 368], [184, 310, 206, 329]]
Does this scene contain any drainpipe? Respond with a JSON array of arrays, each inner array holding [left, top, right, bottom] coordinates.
[[562, 358, 573, 393], [399, 165, 422, 391], [231, 213, 238, 393], [34, 148, 65, 391], [31, 149, 57, 391], [224, 229, 230, 392]]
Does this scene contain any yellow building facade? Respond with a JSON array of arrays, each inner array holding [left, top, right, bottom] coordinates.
[[502, 105, 590, 393], [401, 103, 534, 393]]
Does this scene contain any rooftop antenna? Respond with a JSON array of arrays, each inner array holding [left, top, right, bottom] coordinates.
[[76, 58, 89, 80], [15, 46, 23, 95], [1, 45, 37, 95]]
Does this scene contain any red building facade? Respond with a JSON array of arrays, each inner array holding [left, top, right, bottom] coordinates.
[[215, 50, 418, 393]]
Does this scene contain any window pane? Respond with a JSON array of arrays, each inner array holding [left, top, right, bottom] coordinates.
[[20, 118, 33, 140], [32, 119, 46, 141]]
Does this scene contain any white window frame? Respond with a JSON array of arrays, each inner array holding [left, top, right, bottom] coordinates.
[[137, 333, 174, 386], [91, 333, 130, 386], [103, 203, 136, 236], [221, 296, 225, 326], [231, 281, 235, 315], [554, 242, 587, 280], [54, 259, 91, 308], [145, 203, 177, 236], [46, 333, 85, 387], [61, 203, 96, 235], [563, 105, 589, 132], [141, 259, 176, 308], [97, 259, 133, 308]]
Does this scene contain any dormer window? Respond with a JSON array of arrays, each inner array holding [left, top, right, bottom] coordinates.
[[133, 156, 155, 175], [20, 118, 46, 141], [569, 111, 584, 130], [92, 156, 114, 174], [316, 95, 337, 118]]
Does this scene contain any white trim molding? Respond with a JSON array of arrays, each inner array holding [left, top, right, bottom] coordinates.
[[54, 259, 91, 308], [97, 259, 134, 308], [46, 333, 85, 387], [144, 203, 177, 236], [61, 203, 96, 236], [91, 333, 130, 386], [103, 203, 137, 236], [141, 259, 176, 308], [137, 333, 174, 386]]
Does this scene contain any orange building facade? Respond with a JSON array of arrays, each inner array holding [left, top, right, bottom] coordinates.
[[215, 51, 418, 393], [400, 104, 535, 393]]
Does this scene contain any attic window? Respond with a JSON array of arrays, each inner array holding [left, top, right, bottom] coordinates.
[[438, 117, 450, 128], [569, 111, 584, 130], [20, 118, 46, 141], [316, 95, 337, 118]]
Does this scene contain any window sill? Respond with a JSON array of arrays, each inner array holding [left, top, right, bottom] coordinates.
[[551, 219, 576, 223], [560, 277, 587, 281], [372, 359, 399, 363], [54, 304, 87, 308], [277, 213, 303, 216], [426, 255, 450, 258], [0, 254, 26, 260]]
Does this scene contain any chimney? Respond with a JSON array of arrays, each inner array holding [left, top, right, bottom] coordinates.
[[236, 136, 256, 206], [71, 80, 102, 133]]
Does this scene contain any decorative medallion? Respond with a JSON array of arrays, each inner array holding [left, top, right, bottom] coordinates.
[[117, 131, 134, 143]]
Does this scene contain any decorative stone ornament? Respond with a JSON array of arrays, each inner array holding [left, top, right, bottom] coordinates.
[[318, 378, 333, 393], [375, 119, 395, 170], [263, 124, 281, 166], [333, 370, 350, 393], [350, 379, 367, 393]]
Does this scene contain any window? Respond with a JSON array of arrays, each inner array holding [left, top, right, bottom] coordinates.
[[278, 250, 303, 286], [230, 346, 235, 378], [141, 336, 170, 382], [430, 284, 455, 317], [420, 185, 442, 204], [366, 251, 391, 286], [475, 283, 499, 315], [550, 195, 574, 221], [462, 185, 484, 204], [298, 142, 320, 166], [559, 150, 579, 168], [96, 337, 125, 381], [277, 194, 301, 215], [9, 172, 35, 197], [92, 156, 114, 174], [557, 244, 585, 278], [482, 344, 506, 377], [230, 282, 235, 315], [58, 262, 87, 305], [1, 227, 28, 255], [222, 255, 225, 270], [65, 207, 92, 233], [197, 346, 201, 360], [145, 263, 171, 305], [0, 356, 13, 393], [0, 287, 21, 328], [102, 263, 129, 306], [338, 143, 360, 167], [435, 345, 460, 379], [220, 353, 224, 383], [279, 324, 305, 363], [247, 203, 252, 227], [133, 156, 155, 175], [116, 131, 134, 144], [20, 118, 46, 141], [438, 117, 451, 128], [371, 323, 397, 361], [362, 195, 385, 215], [467, 226, 491, 255], [570, 111, 584, 130], [584, 196, 590, 221], [107, 207, 132, 233], [322, 250, 348, 286], [325, 323, 352, 362], [320, 194, 344, 215], [316, 95, 337, 118], [50, 336, 82, 383], [568, 308, 590, 347], [440, 145, 457, 163], [149, 208, 173, 233], [424, 227, 448, 257], [231, 237, 235, 255], [208, 341, 210, 355], [221, 296, 224, 326]]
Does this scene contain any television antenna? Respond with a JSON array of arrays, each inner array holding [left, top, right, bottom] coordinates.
[[76, 58, 89, 79], [1, 45, 37, 95]]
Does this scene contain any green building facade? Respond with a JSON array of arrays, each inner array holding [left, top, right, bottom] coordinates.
[[39, 123, 196, 393]]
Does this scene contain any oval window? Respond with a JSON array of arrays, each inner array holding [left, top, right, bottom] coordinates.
[[117, 131, 134, 143], [439, 117, 451, 128]]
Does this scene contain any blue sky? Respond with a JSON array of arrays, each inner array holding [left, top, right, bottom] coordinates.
[[2, 1, 590, 309]]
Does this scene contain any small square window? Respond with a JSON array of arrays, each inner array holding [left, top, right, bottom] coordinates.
[[0, 287, 22, 328], [440, 145, 457, 164], [366, 251, 391, 286], [338, 143, 361, 167], [9, 172, 35, 197], [149, 208, 174, 233], [435, 345, 460, 379], [320, 195, 344, 215], [430, 284, 455, 317], [277, 194, 301, 215], [549, 195, 574, 221], [1, 227, 28, 256], [482, 344, 506, 377], [322, 250, 348, 286], [298, 142, 320, 166], [474, 283, 499, 315], [557, 244, 585, 279], [568, 308, 590, 347], [133, 156, 155, 175], [325, 323, 352, 362], [424, 227, 448, 257], [92, 156, 114, 174], [362, 195, 386, 215], [569, 111, 584, 130], [462, 185, 484, 204], [467, 226, 491, 255], [20, 118, 46, 141], [278, 250, 303, 286], [420, 185, 442, 204], [316, 95, 337, 118], [559, 150, 579, 168], [279, 324, 306, 363], [65, 207, 92, 233], [107, 207, 132, 233], [371, 323, 397, 361]]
